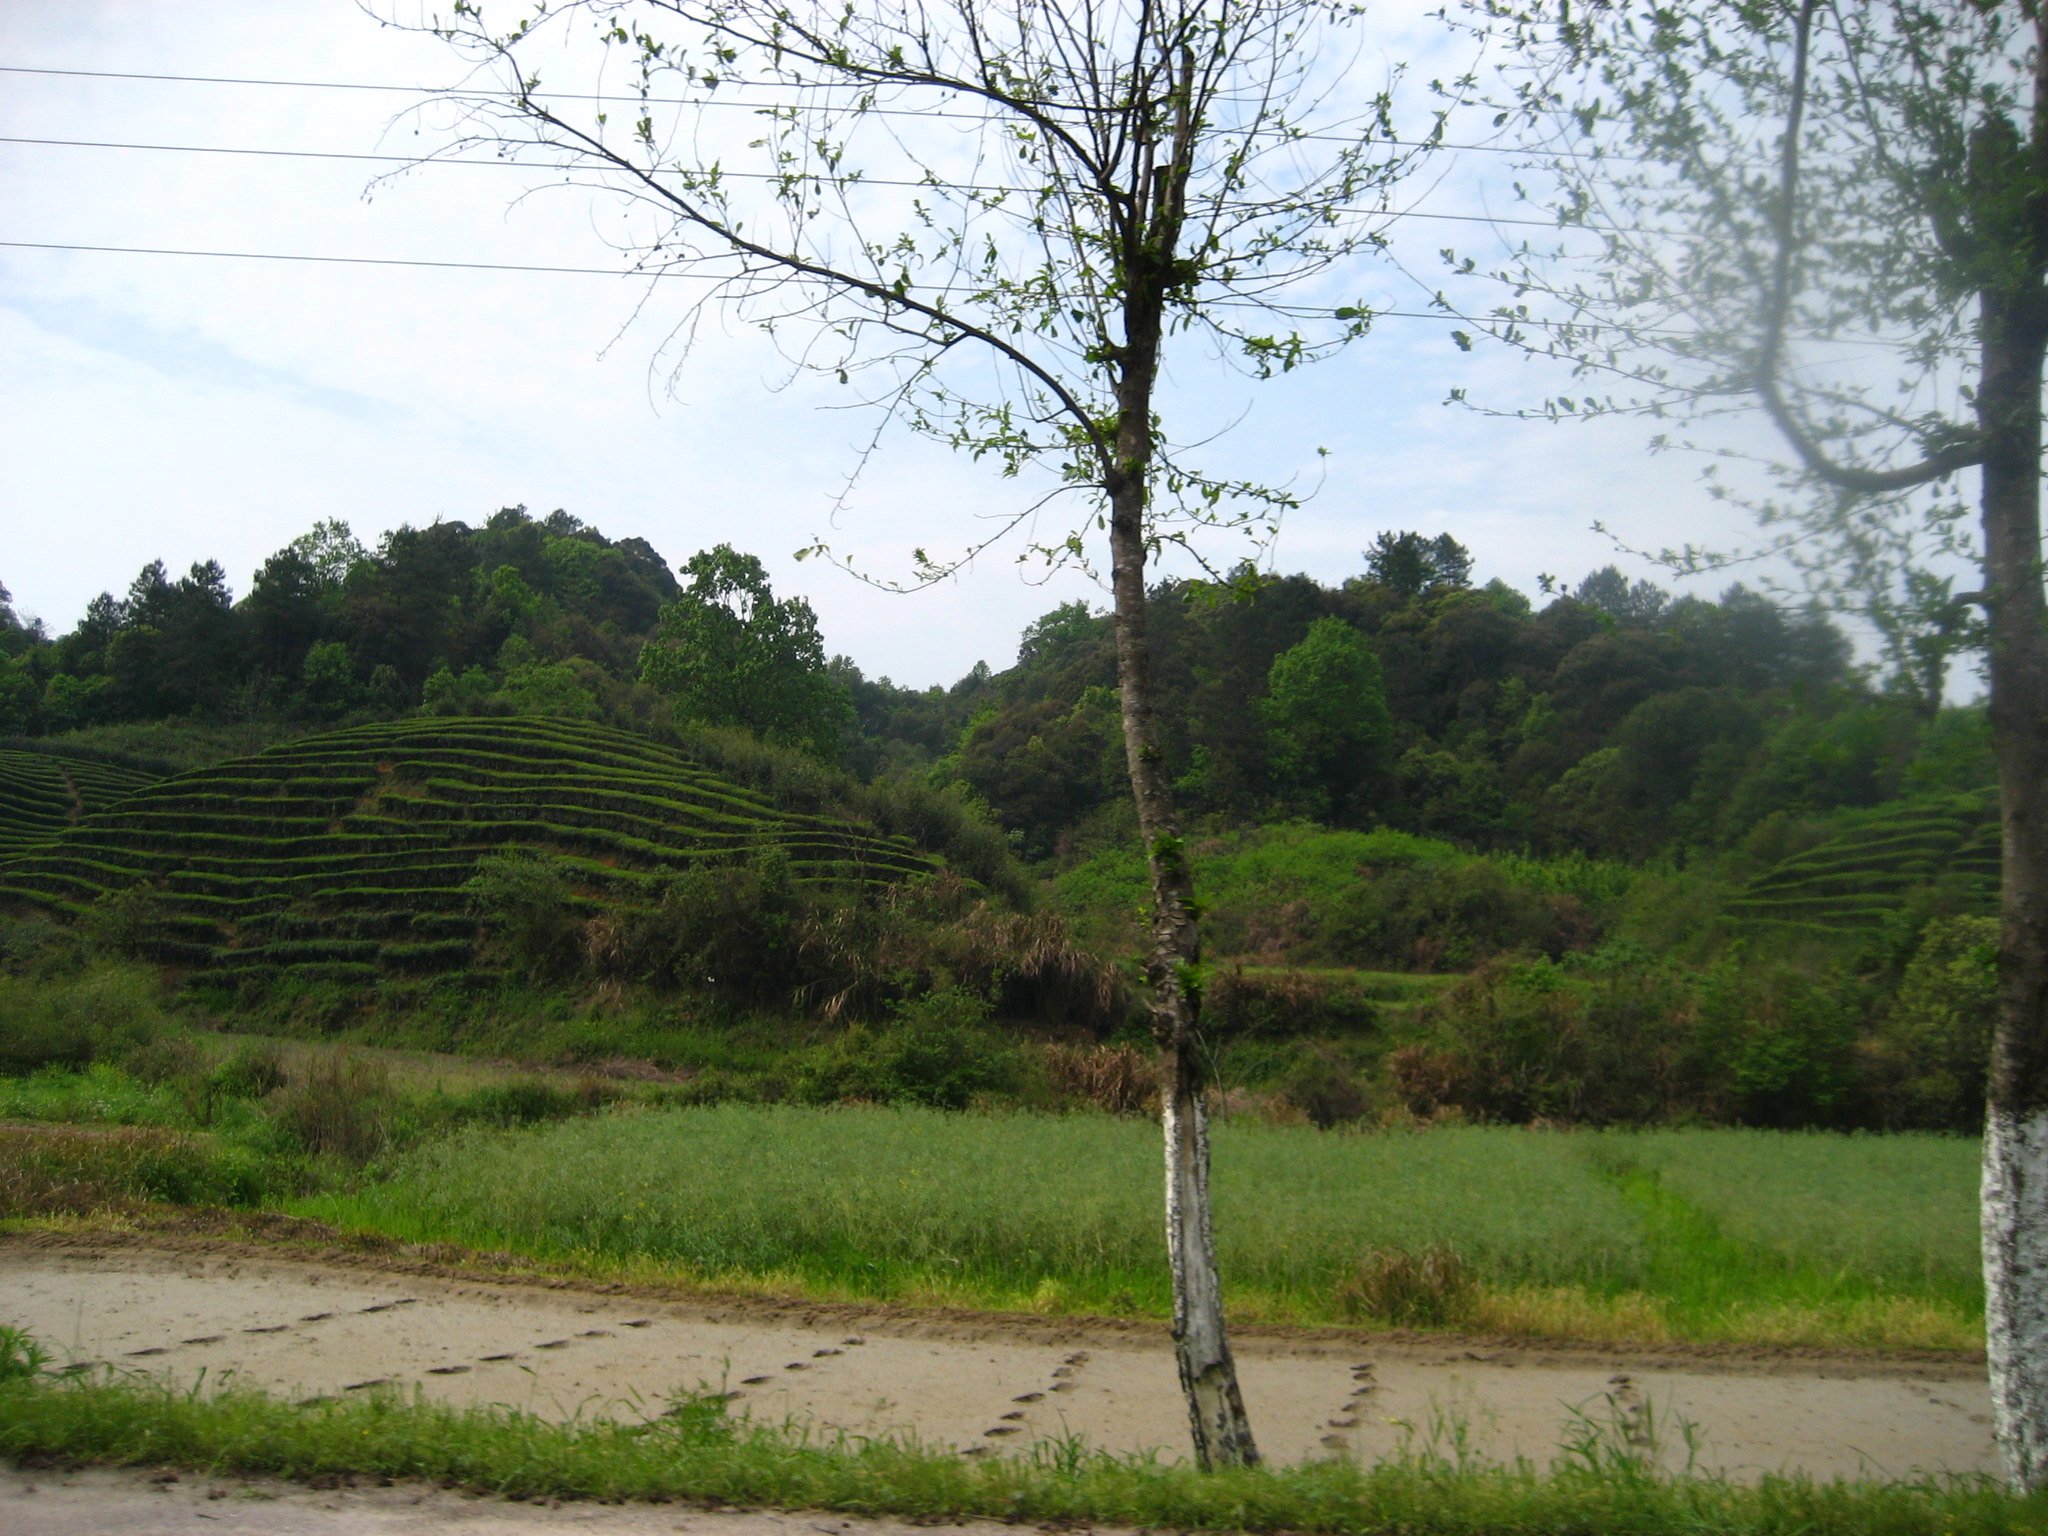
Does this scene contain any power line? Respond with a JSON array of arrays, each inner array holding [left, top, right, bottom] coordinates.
[[0, 61, 1552, 158], [0, 235, 1773, 347], [0, 237, 689, 281], [0, 134, 1595, 235], [0, 234, 1498, 319]]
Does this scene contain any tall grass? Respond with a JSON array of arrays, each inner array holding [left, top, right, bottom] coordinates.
[[300, 1105, 1982, 1342], [1613, 1130, 1981, 1296], [0, 1123, 285, 1213]]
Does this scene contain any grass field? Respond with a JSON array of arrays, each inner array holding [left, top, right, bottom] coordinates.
[[301, 1104, 1982, 1349]]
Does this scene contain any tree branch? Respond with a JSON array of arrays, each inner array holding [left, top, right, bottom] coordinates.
[[495, 82, 1118, 472], [1755, 0, 1985, 496]]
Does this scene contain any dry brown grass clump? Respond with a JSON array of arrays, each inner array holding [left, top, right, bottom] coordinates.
[[795, 875, 1130, 1030], [1044, 1042, 1156, 1115], [1337, 1242, 1475, 1328]]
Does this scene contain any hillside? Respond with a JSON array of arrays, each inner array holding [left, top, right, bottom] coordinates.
[[1726, 792, 2000, 936], [0, 716, 939, 992], [0, 747, 154, 856]]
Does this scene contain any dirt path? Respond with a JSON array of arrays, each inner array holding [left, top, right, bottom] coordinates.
[[0, 1236, 1995, 1481]]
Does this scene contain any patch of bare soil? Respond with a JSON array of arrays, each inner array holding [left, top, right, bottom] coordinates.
[[0, 1229, 1996, 1481]]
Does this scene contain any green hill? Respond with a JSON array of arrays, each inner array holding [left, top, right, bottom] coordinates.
[[0, 748, 155, 857], [0, 716, 940, 991], [1725, 792, 1999, 936]]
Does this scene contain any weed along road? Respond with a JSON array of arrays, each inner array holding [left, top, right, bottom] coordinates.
[[1, 1235, 1995, 1482]]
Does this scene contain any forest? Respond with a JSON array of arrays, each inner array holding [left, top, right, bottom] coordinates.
[[0, 510, 1983, 850]]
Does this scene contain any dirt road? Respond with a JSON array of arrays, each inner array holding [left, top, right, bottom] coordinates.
[[0, 1236, 1995, 1481], [0, 1465, 1035, 1536]]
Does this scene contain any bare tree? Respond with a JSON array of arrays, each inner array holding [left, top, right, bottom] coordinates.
[[399, 0, 1450, 1467], [1469, 0, 2048, 1488]]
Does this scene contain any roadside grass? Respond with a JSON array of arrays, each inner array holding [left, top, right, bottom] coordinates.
[[0, 1369, 2033, 1535], [0, 1123, 288, 1215], [0, 1062, 195, 1128], [0, 1050, 621, 1217], [296, 1104, 1983, 1348]]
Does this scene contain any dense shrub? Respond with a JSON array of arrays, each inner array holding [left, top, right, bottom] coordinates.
[[0, 917, 82, 978], [1205, 967, 1378, 1039], [274, 1052, 394, 1163], [1043, 1041, 1155, 1114], [210, 1041, 289, 1101], [1392, 953, 1871, 1129], [800, 988, 1025, 1109], [1861, 914, 1998, 1130], [1706, 962, 1865, 1128], [78, 884, 174, 959], [586, 849, 800, 1004], [671, 721, 1028, 904], [783, 873, 1125, 1030], [465, 849, 584, 978], [0, 962, 169, 1073], [122, 1031, 209, 1091], [150, 1039, 295, 1127], [457, 1076, 613, 1127], [1308, 860, 1593, 971], [1274, 1042, 1371, 1128]]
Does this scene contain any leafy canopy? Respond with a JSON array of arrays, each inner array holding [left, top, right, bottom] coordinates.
[[1261, 616, 1392, 820], [639, 544, 854, 759]]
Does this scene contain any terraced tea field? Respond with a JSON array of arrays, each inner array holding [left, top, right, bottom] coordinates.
[[1725, 792, 1999, 936], [0, 749, 154, 857], [0, 717, 938, 991]]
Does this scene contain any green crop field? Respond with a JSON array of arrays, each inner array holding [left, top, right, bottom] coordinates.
[[0, 717, 939, 991], [1725, 792, 1999, 935], [304, 1104, 1982, 1349], [0, 748, 154, 857]]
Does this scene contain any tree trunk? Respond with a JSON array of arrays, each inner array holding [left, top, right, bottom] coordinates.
[[1104, 473, 1260, 1470], [1977, 272, 2048, 1493], [1095, 41, 1257, 1466]]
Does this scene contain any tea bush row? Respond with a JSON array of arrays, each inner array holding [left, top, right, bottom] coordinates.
[[0, 717, 951, 994], [1728, 793, 1998, 934], [0, 747, 152, 855]]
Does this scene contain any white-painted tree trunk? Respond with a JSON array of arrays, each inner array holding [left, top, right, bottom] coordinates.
[[1162, 1059, 1258, 1467], [1984, 1107, 2048, 1489]]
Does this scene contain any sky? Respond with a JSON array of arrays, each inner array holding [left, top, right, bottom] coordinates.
[[2, 0, 1805, 690]]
